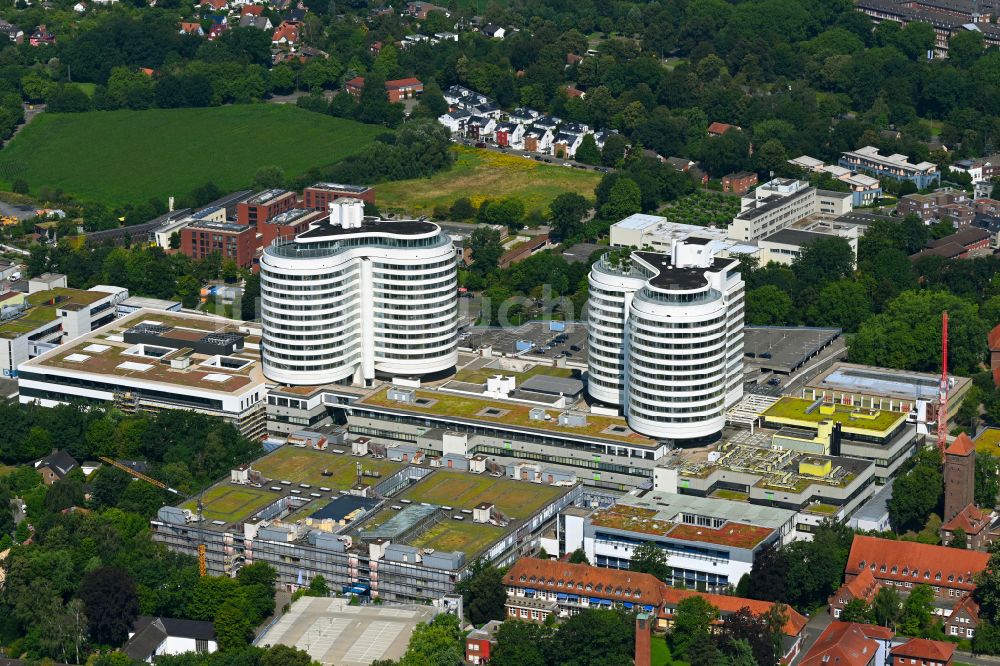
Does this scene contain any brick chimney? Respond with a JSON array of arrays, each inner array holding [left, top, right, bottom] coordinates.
[[635, 612, 651, 666]]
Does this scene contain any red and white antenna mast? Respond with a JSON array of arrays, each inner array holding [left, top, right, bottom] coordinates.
[[938, 311, 949, 457]]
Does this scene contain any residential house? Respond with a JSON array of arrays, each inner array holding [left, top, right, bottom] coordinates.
[[799, 622, 894, 666], [473, 101, 502, 119], [889, 638, 954, 666], [564, 85, 585, 98], [896, 187, 971, 224], [199, 0, 227, 10], [593, 129, 615, 149], [829, 568, 881, 619], [0, 20, 24, 44], [523, 127, 554, 154], [943, 593, 980, 640], [707, 121, 741, 137], [508, 107, 540, 125], [238, 15, 272, 30], [465, 116, 496, 141], [438, 109, 471, 134], [566, 53, 583, 66], [950, 154, 1000, 184], [284, 8, 306, 22], [465, 620, 502, 665], [434, 31, 458, 41], [33, 450, 79, 486], [178, 21, 204, 36], [722, 172, 758, 195], [553, 131, 584, 159], [494, 122, 525, 149], [271, 21, 299, 45], [28, 25, 55, 46], [533, 115, 561, 132], [401, 34, 429, 48], [443, 84, 488, 109], [481, 24, 505, 38], [73, 2, 87, 12], [124, 617, 218, 663], [207, 22, 227, 40], [241, 4, 264, 14], [406, 1, 449, 19]]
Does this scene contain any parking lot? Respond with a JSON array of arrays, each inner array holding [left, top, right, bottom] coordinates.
[[458, 321, 587, 363]]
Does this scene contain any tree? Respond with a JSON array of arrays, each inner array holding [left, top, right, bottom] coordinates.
[[950, 528, 968, 549], [568, 548, 590, 564], [450, 198, 475, 221], [259, 644, 316, 666], [491, 621, 550, 666], [840, 598, 873, 623], [899, 584, 935, 635], [79, 566, 139, 646], [454, 560, 506, 625], [685, 628, 724, 666], [747, 285, 794, 326], [977, 453, 1000, 509], [629, 542, 671, 581], [791, 236, 855, 290], [398, 613, 464, 666], [252, 165, 285, 190], [721, 605, 784, 666], [306, 575, 329, 597], [414, 80, 448, 118], [237, 562, 276, 588], [214, 596, 255, 651], [599, 177, 641, 219], [469, 225, 503, 274], [549, 609, 634, 666], [548, 192, 590, 241], [671, 595, 719, 658], [188, 575, 240, 621], [872, 586, 902, 628], [601, 134, 628, 166], [888, 449, 944, 533], [575, 134, 602, 165], [357, 71, 392, 125]]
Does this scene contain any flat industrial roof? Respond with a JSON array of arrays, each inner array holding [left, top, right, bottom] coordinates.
[[615, 213, 665, 231], [762, 228, 833, 247], [519, 374, 584, 396], [806, 362, 970, 401], [257, 597, 438, 666], [743, 326, 841, 374]]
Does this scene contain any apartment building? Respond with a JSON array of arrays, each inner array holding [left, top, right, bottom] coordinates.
[[897, 187, 972, 224], [302, 183, 375, 210], [180, 221, 257, 268], [257, 208, 325, 248], [236, 189, 298, 227], [839, 146, 941, 189]]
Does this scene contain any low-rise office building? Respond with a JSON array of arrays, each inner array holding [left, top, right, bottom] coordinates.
[[727, 179, 853, 242], [180, 221, 257, 268], [559, 491, 794, 591], [0, 283, 127, 377], [236, 189, 298, 227], [608, 214, 757, 258], [758, 227, 858, 266], [839, 146, 941, 189], [18, 309, 267, 438]]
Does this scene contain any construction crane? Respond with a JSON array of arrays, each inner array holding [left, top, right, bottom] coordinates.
[[98, 457, 183, 496], [100, 457, 207, 576], [938, 311, 949, 457]]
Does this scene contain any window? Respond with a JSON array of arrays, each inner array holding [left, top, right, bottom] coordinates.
[[195, 640, 209, 653]]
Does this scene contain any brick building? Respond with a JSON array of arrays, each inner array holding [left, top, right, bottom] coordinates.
[[180, 221, 257, 268], [896, 188, 970, 224], [345, 77, 423, 103], [828, 567, 881, 619], [257, 208, 325, 248], [911, 227, 992, 261], [302, 183, 375, 210], [464, 620, 501, 665], [890, 638, 955, 666], [235, 190, 297, 227], [845, 535, 989, 602], [721, 171, 758, 195]]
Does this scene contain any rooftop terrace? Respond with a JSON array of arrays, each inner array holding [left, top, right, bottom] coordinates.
[[356, 387, 656, 447], [0, 288, 109, 338], [762, 397, 905, 433]]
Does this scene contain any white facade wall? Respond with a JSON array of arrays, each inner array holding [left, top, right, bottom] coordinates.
[[587, 245, 744, 442], [259, 202, 458, 386]]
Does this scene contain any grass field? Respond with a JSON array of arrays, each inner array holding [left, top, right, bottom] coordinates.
[[184, 486, 274, 523], [452, 363, 574, 385], [400, 470, 565, 519], [253, 446, 402, 489], [976, 428, 1000, 456], [377, 146, 602, 216], [0, 105, 383, 204]]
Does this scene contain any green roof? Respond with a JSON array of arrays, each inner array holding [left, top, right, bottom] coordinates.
[[762, 397, 904, 433], [0, 288, 111, 339]]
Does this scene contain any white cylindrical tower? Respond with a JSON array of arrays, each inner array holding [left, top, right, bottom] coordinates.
[[259, 213, 458, 386]]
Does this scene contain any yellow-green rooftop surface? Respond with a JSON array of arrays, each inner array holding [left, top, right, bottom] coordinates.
[[0, 288, 108, 338], [975, 428, 1000, 456], [762, 397, 905, 432], [357, 387, 657, 447]]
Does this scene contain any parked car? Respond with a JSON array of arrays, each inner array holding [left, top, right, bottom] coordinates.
[[570, 344, 581, 351]]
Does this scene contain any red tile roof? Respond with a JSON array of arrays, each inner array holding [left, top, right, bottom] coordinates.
[[272, 21, 299, 43], [838, 567, 881, 603], [800, 622, 884, 666], [504, 558, 807, 637], [847, 535, 989, 593], [946, 432, 976, 457], [949, 593, 980, 624], [241, 4, 264, 14], [346, 76, 365, 88], [179, 21, 202, 34], [708, 121, 740, 135], [385, 77, 422, 89], [941, 503, 990, 534], [891, 637, 955, 661]]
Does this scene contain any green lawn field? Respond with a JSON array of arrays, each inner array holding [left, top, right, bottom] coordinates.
[[0, 105, 382, 204], [377, 146, 602, 216], [183, 486, 274, 523], [409, 520, 504, 556]]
